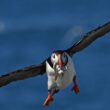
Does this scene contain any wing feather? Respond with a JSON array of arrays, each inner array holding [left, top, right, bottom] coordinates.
[[66, 22, 110, 56], [0, 62, 46, 87]]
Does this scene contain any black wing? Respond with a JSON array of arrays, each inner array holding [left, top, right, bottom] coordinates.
[[66, 22, 110, 56], [0, 62, 46, 87]]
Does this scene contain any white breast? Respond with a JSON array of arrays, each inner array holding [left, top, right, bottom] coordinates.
[[46, 55, 76, 90], [57, 55, 76, 89]]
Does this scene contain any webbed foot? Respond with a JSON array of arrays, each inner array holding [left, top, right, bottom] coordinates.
[[43, 92, 53, 106]]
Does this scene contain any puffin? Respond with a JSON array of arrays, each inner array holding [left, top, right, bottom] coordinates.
[[0, 22, 110, 106], [44, 51, 79, 105]]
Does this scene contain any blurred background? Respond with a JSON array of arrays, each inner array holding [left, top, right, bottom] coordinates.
[[0, 0, 110, 110]]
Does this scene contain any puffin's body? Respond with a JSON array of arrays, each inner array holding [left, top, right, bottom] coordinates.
[[46, 53, 76, 90], [43, 51, 79, 105]]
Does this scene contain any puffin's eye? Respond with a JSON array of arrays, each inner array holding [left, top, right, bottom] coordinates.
[[53, 55, 55, 58], [52, 53, 56, 59], [62, 53, 67, 62], [63, 53, 66, 58], [64, 54, 66, 57]]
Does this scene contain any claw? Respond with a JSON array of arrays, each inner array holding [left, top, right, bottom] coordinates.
[[43, 92, 53, 106]]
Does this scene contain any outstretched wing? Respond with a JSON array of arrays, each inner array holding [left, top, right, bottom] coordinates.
[[0, 62, 46, 87], [66, 22, 110, 56]]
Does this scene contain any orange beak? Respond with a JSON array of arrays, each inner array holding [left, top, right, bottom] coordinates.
[[58, 54, 63, 69]]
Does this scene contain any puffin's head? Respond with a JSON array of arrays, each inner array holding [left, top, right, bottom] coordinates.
[[51, 51, 68, 69]]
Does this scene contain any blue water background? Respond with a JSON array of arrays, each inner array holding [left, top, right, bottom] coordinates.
[[0, 0, 110, 110]]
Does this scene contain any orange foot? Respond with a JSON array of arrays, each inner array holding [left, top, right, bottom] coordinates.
[[43, 93, 53, 106], [72, 84, 80, 94]]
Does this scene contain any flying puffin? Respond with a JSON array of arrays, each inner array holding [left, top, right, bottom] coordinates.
[[0, 22, 110, 106], [43, 50, 79, 105]]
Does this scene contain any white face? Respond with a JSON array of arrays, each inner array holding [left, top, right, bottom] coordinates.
[[51, 52, 68, 69], [51, 53, 58, 64], [62, 52, 68, 64]]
